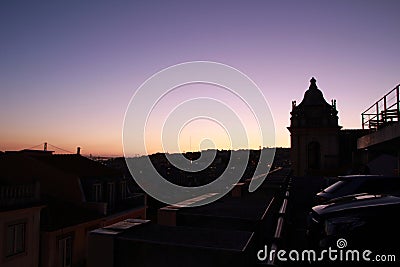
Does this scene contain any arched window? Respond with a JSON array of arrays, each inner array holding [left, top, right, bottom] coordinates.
[[307, 141, 321, 169]]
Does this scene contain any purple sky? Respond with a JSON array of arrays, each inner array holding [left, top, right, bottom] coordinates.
[[1, 0, 399, 156]]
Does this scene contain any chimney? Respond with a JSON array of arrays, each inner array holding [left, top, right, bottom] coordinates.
[[158, 206, 179, 226], [77, 147, 81, 155]]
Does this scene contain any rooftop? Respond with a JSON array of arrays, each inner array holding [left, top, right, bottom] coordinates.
[[41, 198, 103, 231], [116, 223, 253, 251], [298, 77, 330, 107], [34, 153, 121, 179]]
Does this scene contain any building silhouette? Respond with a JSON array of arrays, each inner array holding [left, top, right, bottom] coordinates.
[[87, 167, 292, 267], [288, 77, 341, 176], [0, 149, 146, 267], [0, 171, 42, 267]]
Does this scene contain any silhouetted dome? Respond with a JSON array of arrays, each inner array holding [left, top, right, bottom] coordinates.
[[298, 77, 330, 107], [289, 77, 339, 128]]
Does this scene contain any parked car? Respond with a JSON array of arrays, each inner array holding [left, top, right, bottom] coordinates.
[[315, 175, 400, 204], [308, 193, 400, 249]]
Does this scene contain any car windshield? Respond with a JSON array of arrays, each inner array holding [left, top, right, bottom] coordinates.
[[323, 180, 350, 193]]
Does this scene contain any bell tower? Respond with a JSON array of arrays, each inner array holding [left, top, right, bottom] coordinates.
[[288, 77, 341, 176]]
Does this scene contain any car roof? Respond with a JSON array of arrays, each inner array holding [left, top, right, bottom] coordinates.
[[337, 175, 399, 180], [312, 194, 400, 216]]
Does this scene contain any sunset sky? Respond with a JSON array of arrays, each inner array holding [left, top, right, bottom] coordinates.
[[1, 0, 399, 156]]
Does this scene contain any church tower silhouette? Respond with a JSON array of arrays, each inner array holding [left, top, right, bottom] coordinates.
[[288, 77, 341, 176]]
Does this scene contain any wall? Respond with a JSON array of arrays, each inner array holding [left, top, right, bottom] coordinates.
[[40, 207, 146, 267], [0, 206, 43, 267], [290, 128, 340, 176]]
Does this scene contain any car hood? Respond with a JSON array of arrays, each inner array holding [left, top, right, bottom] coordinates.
[[312, 194, 400, 216]]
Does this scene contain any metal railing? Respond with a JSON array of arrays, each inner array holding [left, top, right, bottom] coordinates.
[[362, 84, 400, 130], [0, 181, 40, 207]]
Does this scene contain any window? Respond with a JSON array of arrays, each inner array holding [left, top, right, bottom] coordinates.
[[324, 180, 350, 194], [120, 181, 127, 200], [92, 183, 102, 202], [107, 182, 115, 209], [358, 178, 400, 194], [6, 222, 26, 257], [58, 236, 72, 267], [307, 141, 321, 169]]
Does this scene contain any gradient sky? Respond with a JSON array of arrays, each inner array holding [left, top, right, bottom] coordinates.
[[1, 0, 399, 156]]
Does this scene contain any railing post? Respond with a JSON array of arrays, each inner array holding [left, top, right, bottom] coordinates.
[[362, 114, 365, 129], [397, 85, 399, 116], [383, 95, 387, 123]]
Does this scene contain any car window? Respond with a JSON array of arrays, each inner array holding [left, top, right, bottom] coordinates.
[[384, 179, 400, 192], [357, 178, 400, 194], [356, 180, 377, 193], [324, 180, 350, 193]]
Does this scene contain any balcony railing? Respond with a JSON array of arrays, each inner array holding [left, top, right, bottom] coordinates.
[[83, 193, 146, 215], [0, 181, 40, 208], [362, 84, 400, 130]]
